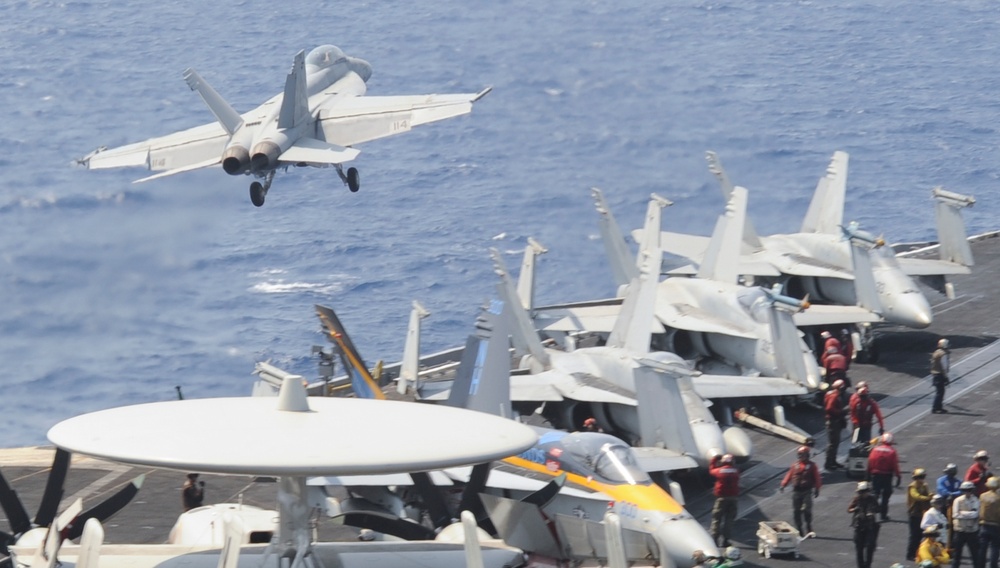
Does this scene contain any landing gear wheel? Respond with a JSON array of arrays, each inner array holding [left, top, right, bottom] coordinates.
[[347, 167, 360, 192], [250, 182, 266, 207]]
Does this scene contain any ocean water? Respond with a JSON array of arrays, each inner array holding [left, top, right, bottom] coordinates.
[[1, 0, 998, 446]]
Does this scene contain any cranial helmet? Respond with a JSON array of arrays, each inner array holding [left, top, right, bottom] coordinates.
[[725, 546, 742, 560], [857, 481, 871, 492], [961, 481, 976, 491], [797, 446, 810, 455], [913, 468, 926, 478], [975, 449, 989, 460], [721, 453, 734, 465], [881, 432, 894, 445], [821, 331, 832, 339], [832, 379, 845, 389], [938, 338, 950, 349], [945, 463, 958, 473]]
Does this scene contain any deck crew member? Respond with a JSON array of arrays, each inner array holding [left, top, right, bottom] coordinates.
[[981, 477, 1000, 568], [908, 468, 933, 561], [824, 379, 848, 470], [850, 385, 884, 443], [780, 446, 822, 537], [709, 453, 740, 547], [182, 473, 205, 511], [848, 481, 881, 568], [824, 347, 849, 385], [867, 432, 901, 521], [917, 525, 952, 568], [953, 481, 983, 568], [931, 338, 951, 414], [939, 463, 964, 551], [966, 450, 992, 496]]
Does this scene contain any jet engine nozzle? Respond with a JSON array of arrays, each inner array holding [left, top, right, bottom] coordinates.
[[222, 145, 251, 175], [250, 141, 282, 172]]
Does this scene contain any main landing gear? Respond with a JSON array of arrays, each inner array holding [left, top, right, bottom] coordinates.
[[249, 171, 275, 207], [337, 165, 360, 193]]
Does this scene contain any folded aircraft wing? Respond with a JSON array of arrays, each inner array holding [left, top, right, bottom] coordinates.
[[895, 257, 972, 276], [631, 447, 699, 472], [657, 302, 758, 338], [792, 304, 883, 326], [767, 252, 852, 279], [317, 89, 490, 147], [510, 371, 638, 406], [82, 121, 229, 177], [691, 374, 808, 398], [533, 300, 665, 334]]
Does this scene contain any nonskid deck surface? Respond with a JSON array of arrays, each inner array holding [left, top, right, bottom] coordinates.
[[2, 234, 1000, 567]]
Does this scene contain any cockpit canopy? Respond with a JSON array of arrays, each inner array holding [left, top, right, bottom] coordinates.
[[304, 45, 373, 94], [535, 431, 651, 485]]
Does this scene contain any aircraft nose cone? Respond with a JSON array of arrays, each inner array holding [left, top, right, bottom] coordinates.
[[889, 294, 933, 328], [656, 519, 719, 568]]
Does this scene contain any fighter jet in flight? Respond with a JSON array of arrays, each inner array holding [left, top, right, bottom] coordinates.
[[79, 45, 490, 207]]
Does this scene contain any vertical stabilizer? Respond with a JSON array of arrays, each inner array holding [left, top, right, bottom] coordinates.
[[315, 304, 385, 400], [399, 301, 431, 395], [183, 68, 243, 136], [592, 188, 639, 288], [636, 194, 672, 256], [706, 151, 762, 248], [446, 299, 512, 418], [842, 223, 884, 313], [801, 151, 849, 234], [607, 197, 666, 353], [932, 187, 975, 266], [696, 186, 747, 284], [763, 288, 814, 387], [278, 49, 309, 129], [516, 238, 548, 310], [491, 249, 550, 369], [633, 365, 700, 458]]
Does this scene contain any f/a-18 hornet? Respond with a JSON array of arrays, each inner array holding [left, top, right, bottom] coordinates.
[[79, 45, 490, 207]]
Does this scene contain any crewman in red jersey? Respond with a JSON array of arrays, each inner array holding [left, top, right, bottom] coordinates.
[[868, 432, 902, 521], [850, 385, 884, 442], [965, 449, 992, 496], [709, 453, 740, 547], [780, 446, 822, 536], [824, 379, 848, 470]]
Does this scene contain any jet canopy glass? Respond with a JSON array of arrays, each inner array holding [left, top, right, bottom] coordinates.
[[306, 45, 348, 69], [536, 431, 652, 486]]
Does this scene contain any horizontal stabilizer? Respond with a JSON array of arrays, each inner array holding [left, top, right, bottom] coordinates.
[[532, 301, 664, 335], [631, 447, 699, 472], [791, 304, 881, 326], [691, 374, 808, 399], [480, 493, 564, 559], [279, 137, 361, 165]]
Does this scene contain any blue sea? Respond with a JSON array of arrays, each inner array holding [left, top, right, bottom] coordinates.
[[2, 0, 998, 446]]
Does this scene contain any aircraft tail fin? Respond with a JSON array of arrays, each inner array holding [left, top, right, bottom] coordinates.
[[606, 196, 668, 353], [632, 364, 700, 460], [490, 249, 550, 369], [278, 49, 309, 129], [800, 151, 849, 234], [516, 238, 548, 311], [591, 188, 639, 289], [763, 288, 817, 388], [842, 223, 884, 313], [182, 68, 243, 136], [932, 187, 975, 267], [315, 304, 386, 400], [445, 299, 513, 418], [696, 186, 747, 284], [399, 301, 431, 396], [706, 151, 762, 248]]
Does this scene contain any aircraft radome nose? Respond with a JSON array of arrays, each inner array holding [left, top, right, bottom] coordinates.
[[656, 520, 719, 568], [892, 295, 933, 328]]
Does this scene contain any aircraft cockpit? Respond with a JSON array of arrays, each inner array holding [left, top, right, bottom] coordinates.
[[536, 431, 652, 486], [304, 45, 373, 95]]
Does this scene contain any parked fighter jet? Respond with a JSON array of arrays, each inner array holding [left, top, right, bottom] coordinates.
[[309, 300, 719, 568], [650, 151, 974, 333], [534, 188, 826, 390], [78, 45, 490, 207]]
